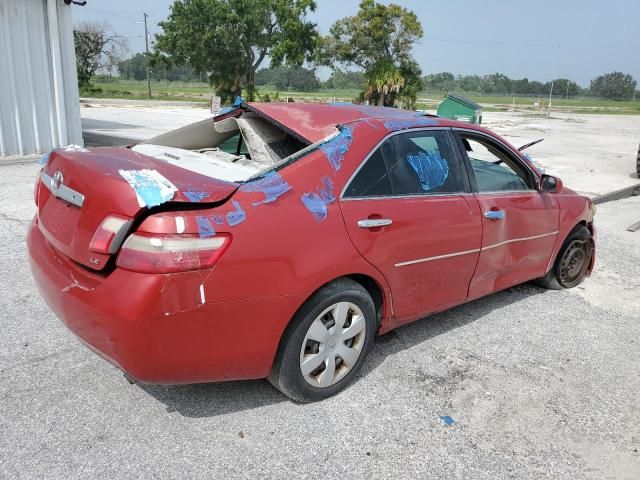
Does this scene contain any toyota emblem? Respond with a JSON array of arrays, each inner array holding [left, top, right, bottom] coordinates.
[[51, 171, 64, 192]]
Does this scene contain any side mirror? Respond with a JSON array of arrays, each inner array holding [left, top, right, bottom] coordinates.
[[539, 174, 562, 193]]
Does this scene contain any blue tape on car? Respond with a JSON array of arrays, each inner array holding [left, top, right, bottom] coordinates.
[[196, 216, 216, 237], [184, 191, 210, 202], [439, 415, 455, 426], [39, 152, 50, 166], [383, 117, 439, 130], [317, 176, 336, 204], [226, 200, 246, 226], [300, 176, 336, 222], [321, 126, 353, 172], [406, 151, 449, 191], [241, 171, 292, 206], [300, 192, 328, 222], [118, 169, 178, 208], [212, 215, 225, 225]]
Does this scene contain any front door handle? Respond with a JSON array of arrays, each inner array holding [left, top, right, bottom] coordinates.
[[358, 218, 393, 228], [484, 210, 505, 220]]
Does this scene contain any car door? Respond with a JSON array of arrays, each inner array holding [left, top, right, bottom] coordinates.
[[339, 128, 482, 324], [453, 129, 560, 300]]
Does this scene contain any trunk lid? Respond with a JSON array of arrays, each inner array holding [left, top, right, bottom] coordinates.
[[37, 147, 238, 271]]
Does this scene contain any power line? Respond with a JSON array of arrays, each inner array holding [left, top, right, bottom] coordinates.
[[426, 37, 640, 50]]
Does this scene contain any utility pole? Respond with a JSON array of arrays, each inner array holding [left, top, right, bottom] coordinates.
[[547, 80, 554, 117], [144, 12, 151, 98]]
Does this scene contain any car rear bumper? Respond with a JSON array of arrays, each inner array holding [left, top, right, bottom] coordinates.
[[27, 216, 303, 384]]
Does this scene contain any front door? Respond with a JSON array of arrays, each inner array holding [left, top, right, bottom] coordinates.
[[454, 130, 560, 300], [340, 128, 482, 323]]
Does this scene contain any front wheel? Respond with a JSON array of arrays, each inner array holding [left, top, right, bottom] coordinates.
[[268, 279, 377, 402], [535, 225, 593, 290]]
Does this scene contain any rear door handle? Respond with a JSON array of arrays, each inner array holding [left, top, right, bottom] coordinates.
[[358, 219, 393, 228], [484, 210, 505, 220]]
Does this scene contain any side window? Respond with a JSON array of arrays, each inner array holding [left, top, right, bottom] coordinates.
[[389, 130, 466, 195], [344, 130, 467, 198], [343, 147, 392, 198], [461, 135, 532, 192]]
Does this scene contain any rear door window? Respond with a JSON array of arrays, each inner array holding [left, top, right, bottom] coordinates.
[[344, 129, 468, 198], [388, 130, 467, 195]]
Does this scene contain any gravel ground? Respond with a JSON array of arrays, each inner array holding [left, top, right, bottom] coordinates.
[[1, 131, 639, 478]]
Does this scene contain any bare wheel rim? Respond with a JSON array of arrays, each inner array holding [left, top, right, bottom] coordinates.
[[558, 239, 590, 287], [299, 301, 367, 388]]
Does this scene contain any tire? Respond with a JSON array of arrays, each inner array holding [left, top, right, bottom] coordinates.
[[535, 225, 592, 290], [636, 143, 640, 177], [268, 279, 377, 403]]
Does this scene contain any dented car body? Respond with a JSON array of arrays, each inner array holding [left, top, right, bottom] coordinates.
[[28, 103, 595, 401]]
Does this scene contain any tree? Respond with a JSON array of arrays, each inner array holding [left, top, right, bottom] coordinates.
[[154, 0, 318, 103], [320, 0, 423, 108], [255, 66, 320, 91], [118, 53, 147, 81], [323, 69, 365, 90], [423, 72, 456, 93], [590, 72, 637, 100], [74, 22, 127, 87]]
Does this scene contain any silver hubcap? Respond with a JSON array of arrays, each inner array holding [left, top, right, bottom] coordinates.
[[299, 302, 366, 388]]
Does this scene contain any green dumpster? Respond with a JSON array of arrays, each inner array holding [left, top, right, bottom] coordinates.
[[437, 94, 482, 124]]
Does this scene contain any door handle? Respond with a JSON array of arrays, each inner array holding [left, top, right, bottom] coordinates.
[[484, 210, 505, 220], [358, 218, 393, 228]]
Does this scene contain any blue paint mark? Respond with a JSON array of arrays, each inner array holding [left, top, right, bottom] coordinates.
[[232, 96, 244, 107], [184, 191, 210, 203], [39, 152, 50, 166], [241, 171, 292, 206], [321, 126, 353, 172], [212, 215, 225, 225], [355, 105, 410, 118], [383, 117, 439, 130], [300, 192, 328, 222], [439, 415, 455, 426], [226, 200, 246, 227], [119, 169, 177, 208], [300, 176, 336, 222], [406, 151, 449, 191], [317, 176, 336, 204], [196, 216, 216, 237]]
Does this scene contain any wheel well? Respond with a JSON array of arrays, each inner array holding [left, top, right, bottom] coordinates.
[[345, 274, 385, 323]]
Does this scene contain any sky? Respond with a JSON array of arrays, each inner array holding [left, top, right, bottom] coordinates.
[[71, 0, 640, 87]]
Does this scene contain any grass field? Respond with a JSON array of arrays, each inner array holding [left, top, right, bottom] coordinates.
[[88, 79, 640, 115]]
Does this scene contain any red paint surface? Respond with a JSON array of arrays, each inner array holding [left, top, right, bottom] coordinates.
[[28, 103, 595, 384]]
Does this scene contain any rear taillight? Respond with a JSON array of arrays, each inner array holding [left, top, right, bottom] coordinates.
[[90, 215, 132, 254], [116, 233, 231, 273]]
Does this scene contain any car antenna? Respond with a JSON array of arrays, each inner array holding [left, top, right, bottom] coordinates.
[[518, 138, 544, 151]]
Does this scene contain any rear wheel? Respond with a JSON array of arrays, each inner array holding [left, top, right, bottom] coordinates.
[[535, 225, 592, 290], [636, 143, 640, 177], [268, 279, 376, 402]]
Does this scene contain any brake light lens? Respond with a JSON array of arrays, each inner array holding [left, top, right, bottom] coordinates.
[[116, 232, 232, 273], [90, 215, 132, 254]]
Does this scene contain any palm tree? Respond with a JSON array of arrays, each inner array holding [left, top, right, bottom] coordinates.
[[364, 61, 405, 107]]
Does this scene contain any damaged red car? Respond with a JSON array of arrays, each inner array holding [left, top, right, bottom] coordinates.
[[28, 102, 595, 402]]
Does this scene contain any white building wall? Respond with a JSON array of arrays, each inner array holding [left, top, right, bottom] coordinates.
[[0, 0, 82, 157]]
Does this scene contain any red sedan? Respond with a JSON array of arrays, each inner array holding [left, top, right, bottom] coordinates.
[[28, 103, 595, 402]]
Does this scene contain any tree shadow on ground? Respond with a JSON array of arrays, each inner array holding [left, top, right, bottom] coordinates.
[[139, 282, 549, 418]]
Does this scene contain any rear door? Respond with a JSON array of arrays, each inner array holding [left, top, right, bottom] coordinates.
[[339, 128, 482, 323], [453, 129, 560, 299]]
